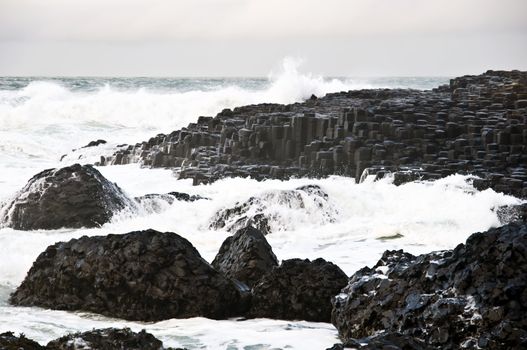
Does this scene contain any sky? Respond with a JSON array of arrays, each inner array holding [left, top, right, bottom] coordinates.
[[0, 0, 526, 77]]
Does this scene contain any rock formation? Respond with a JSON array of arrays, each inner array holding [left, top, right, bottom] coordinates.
[[209, 184, 337, 234], [0, 164, 135, 230], [10, 229, 242, 321], [99, 71, 527, 198], [331, 222, 527, 349], [212, 226, 278, 288], [249, 258, 348, 322]]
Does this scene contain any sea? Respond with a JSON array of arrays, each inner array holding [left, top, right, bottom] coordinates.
[[0, 64, 522, 349]]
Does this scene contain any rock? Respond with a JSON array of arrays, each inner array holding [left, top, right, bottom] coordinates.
[[98, 70, 527, 198], [46, 328, 171, 350], [331, 222, 527, 349], [249, 258, 348, 322], [135, 191, 208, 212], [0, 164, 135, 230], [209, 184, 338, 234], [212, 226, 278, 288], [0, 331, 45, 350], [10, 229, 242, 321], [81, 139, 107, 148]]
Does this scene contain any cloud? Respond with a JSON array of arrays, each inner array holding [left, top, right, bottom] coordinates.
[[1, 0, 526, 41]]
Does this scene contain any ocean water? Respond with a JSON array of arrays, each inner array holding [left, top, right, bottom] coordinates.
[[0, 64, 523, 349]]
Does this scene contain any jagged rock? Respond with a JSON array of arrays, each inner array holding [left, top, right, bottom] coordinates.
[[81, 139, 107, 148], [99, 71, 527, 198], [0, 164, 135, 230], [0, 331, 45, 350], [212, 226, 278, 288], [331, 222, 527, 349], [209, 184, 337, 234], [46, 328, 173, 350], [10, 230, 242, 321], [249, 258, 348, 322]]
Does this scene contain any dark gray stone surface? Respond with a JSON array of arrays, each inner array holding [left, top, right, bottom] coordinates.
[[10, 230, 242, 321], [331, 222, 527, 349], [212, 226, 278, 287], [249, 258, 348, 322], [99, 70, 527, 198], [0, 164, 135, 230]]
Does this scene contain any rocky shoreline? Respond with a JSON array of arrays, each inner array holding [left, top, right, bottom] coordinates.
[[1, 70, 527, 349], [3, 222, 527, 349], [96, 70, 527, 199]]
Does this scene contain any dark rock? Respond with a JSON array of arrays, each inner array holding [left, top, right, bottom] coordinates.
[[46, 328, 170, 350], [135, 191, 208, 212], [212, 226, 278, 288], [249, 258, 348, 322], [81, 139, 107, 148], [0, 164, 135, 230], [10, 229, 242, 321], [98, 70, 527, 198], [0, 331, 45, 350], [209, 184, 337, 234], [332, 222, 527, 349]]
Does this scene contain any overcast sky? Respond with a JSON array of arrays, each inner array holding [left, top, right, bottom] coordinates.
[[1, 0, 526, 76]]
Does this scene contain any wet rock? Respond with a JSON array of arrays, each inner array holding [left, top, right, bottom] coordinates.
[[209, 184, 337, 234], [10, 229, 242, 321], [249, 258, 348, 322], [0, 164, 135, 230], [46, 328, 173, 350], [135, 191, 208, 212], [212, 226, 278, 288], [81, 139, 107, 148], [331, 222, 527, 349], [99, 70, 527, 198], [0, 331, 45, 350]]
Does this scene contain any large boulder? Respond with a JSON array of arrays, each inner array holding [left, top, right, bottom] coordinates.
[[212, 226, 278, 288], [249, 258, 348, 322], [209, 184, 338, 235], [10, 230, 242, 321], [0, 164, 135, 230], [46, 328, 176, 350], [331, 222, 527, 349]]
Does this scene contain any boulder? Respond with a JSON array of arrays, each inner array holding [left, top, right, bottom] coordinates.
[[46, 328, 177, 350], [249, 258, 348, 322], [135, 191, 208, 212], [209, 185, 337, 235], [212, 226, 278, 288], [10, 229, 242, 321], [331, 222, 527, 349], [0, 331, 45, 350], [0, 164, 135, 230]]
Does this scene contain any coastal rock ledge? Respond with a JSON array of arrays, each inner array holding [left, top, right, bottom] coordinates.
[[331, 222, 527, 349], [0, 164, 135, 230], [0, 328, 183, 350], [10, 229, 242, 321]]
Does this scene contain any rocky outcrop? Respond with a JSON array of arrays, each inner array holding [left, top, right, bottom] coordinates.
[[212, 226, 278, 288], [209, 184, 337, 234], [249, 258, 348, 322], [47, 328, 160, 350], [10, 229, 242, 321], [135, 191, 208, 213], [0, 331, 45, 350], [331, 222, 527, 349], [46, 328, 177, 350], [0, 328, 183, 350], [0, 164, 135, 230], [99, 70, 527, 198]]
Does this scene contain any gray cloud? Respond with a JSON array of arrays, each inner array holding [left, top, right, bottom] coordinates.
[[0, 0, 526, 76]]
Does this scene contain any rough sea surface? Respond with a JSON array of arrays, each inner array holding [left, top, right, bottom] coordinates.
[[0, 65, 522, 349]]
